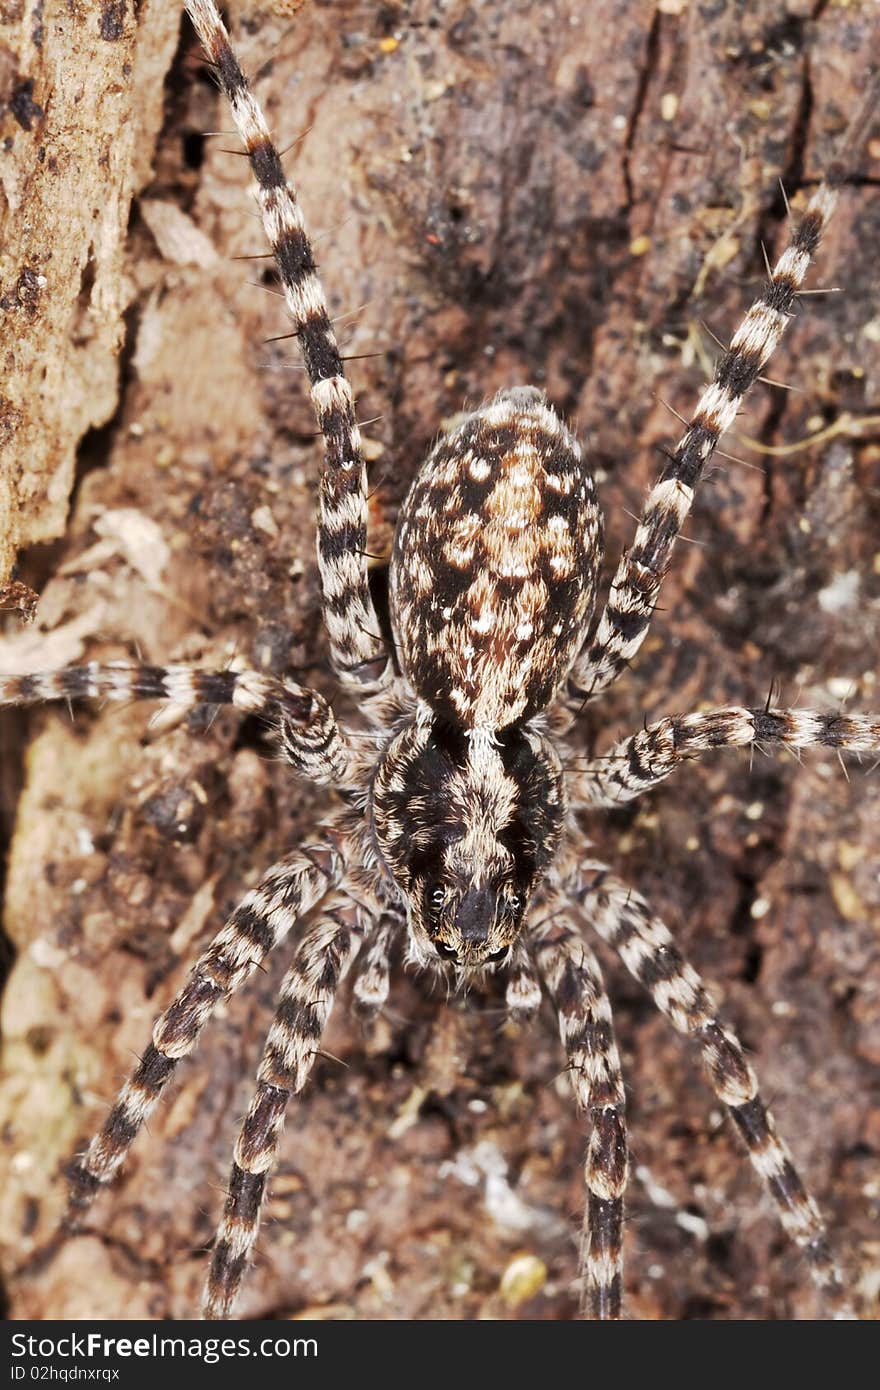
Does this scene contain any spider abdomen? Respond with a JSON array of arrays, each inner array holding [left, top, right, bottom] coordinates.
[[389, 388, 603, 729]]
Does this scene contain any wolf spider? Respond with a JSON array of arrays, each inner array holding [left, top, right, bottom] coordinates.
[[2, 0, 878, 1320]]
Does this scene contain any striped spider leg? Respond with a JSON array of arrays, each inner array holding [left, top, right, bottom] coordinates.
[[566, 176, 839, 707], [566, 75, 880, 707], [0, 667, 376, 1242], [67, 827, 348, 1222], [570, 706, 880, 810], [0, 664, 352, 784], [185, 0, 390, 692], [564, 860, 856, 1317], [204, 875, 383, 1319], [529, 896, 627, 1320]]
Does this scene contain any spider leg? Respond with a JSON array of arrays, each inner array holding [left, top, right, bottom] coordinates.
[[185, 0, 390, 691], [529, 897, 627, 1319], [351, 914, 400, 1018], [569, 704, 880, 809], [203, 886, 376, 1319], [360, 676, 418, 732], [504, 939, 543, 1021], [0, 662, 352, 784], [67, 831, 345, 1218], [566, 182, 839, 708], [573, 859, 853, 1317]]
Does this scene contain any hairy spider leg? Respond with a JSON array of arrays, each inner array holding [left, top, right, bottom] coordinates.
[[573, 860, 853, 1317], [204, 888, 376, 1318], [351, 915, 400, 1017], [67, 834, 345, 1218], [569, 704, 880, 809], [0, 663, 353, 784], [530, 900, 628, 1319], [567, 183, 838, 706], [186, 0, 390, 690]]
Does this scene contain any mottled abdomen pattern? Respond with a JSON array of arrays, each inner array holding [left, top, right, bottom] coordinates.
[[389, 389, 603, 729]]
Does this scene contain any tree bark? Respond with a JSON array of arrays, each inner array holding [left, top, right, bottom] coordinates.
[[1, 0, 878, 1320]]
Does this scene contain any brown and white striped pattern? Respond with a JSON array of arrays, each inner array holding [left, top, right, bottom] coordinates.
[[203, 891, 371, 1319], [351, 915, 399, 1017], [574, 860, 852, 1316], [504, 939, 544, 1020], [68, 837, 343, 1219], [185, 0, 388, 690], [0, 662, 352, 785], [568, 184, 838, 704], [571, 704, 880, 809], [530, 900, 628, 1319]]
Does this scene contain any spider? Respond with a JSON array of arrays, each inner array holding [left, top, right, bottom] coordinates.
[[1, 0, 878, 1320]]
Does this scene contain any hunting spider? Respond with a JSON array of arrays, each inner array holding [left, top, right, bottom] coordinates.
[[2, 1, 878, 1320]]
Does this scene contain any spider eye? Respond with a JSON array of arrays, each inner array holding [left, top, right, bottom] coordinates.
[[486, 946, 509, 964], [436, 941, 458, 961], [507, 893, 522, 913], [428, 886, 446, 910]]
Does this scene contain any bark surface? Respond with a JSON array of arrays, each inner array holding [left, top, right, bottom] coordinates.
[[1, 0, 878, 1320]]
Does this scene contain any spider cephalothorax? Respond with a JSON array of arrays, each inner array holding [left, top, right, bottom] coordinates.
[[2, 0, 877, 1324], [371, 711, 566, 970]]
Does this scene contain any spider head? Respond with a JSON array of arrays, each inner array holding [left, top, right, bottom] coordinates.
[[371, 713, 565, 973]]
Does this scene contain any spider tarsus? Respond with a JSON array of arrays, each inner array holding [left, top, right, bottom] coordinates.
[[63, 1162, 102, 1225]]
